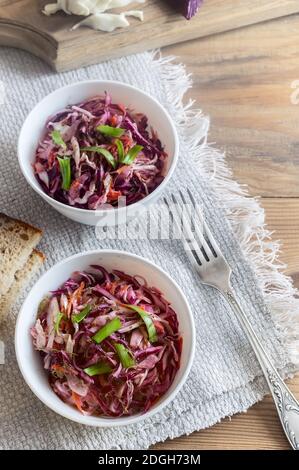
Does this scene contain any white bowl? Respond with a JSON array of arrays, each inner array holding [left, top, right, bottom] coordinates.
[[15, 250, 195, 427], [18, 80, 179, 226]]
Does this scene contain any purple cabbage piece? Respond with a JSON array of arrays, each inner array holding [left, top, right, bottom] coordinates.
[[184, 0, 204, 19]]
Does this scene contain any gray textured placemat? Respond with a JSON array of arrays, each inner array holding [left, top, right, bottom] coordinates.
[[0, 48, 297, 450]]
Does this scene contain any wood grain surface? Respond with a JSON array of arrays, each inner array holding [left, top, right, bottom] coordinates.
[[1, 1, 299, 71], [165, 14, 299, 198], [151, 14, 299, 450]]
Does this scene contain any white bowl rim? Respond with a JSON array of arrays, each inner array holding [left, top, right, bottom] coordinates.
[[15, 249, 195, 427], [18, 79, 180, 216]]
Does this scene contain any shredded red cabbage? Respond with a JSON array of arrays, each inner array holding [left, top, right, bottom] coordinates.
[[31, 266, 182, 417], [34, 94, 168, 209]]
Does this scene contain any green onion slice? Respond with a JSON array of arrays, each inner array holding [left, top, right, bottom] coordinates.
[[57, 156, 71, 190], [92, 317, 122, 344], [51, 130, 66, 150], [72, 304, 92, 324], [83, 362, 112, 376], [96, 125, 125, 138], [54, 312, 64, 333], [125, 304, 158, 343], [122, 145, 143, 165], [115, 139, 125, 162], [80, 146, 116, 169], [114, 343, 135, 369]]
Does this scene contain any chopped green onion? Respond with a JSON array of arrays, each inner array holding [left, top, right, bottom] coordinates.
[[115, 139, 125, 162], [114, 343, 135, 369], [54, 312, 64, 333], [96, 125, 125, 138], [57, 156, 71, 190], [37, 296, 50, 316], [51, 130, 66, 150], [125, 304, 158, 343], [72, 304, 92, 323], [92, 317, 122, 344], [83, 362, 112, 376], [122, 145, 143, 165], [80, 146, 116, 169]]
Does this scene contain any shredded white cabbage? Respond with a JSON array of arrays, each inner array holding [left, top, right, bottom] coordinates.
[[43, 0, 146, 33], [72, 10, 144, 32]]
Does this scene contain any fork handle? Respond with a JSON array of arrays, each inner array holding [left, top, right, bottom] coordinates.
[[224, 290, 299, 450]]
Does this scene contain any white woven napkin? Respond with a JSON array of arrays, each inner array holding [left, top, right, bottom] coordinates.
[[0, 48, 298, 450]]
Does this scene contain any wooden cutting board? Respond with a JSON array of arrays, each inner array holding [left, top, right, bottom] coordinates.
[[1, 0, 299, 72]]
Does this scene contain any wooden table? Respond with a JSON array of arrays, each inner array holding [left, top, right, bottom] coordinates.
[[153, 13, 299, 450]]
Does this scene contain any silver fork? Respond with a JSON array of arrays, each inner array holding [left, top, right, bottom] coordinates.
[[165, 188, 299, 450]]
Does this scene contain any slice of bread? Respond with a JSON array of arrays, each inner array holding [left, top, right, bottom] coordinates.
[[0, 249, 45, 325], [0, 213, 43, 296]]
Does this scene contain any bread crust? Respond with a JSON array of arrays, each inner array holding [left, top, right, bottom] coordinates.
[[0, 214, 43, 296], [0, 212, 43, 235], [0, 249, 45, 325]]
